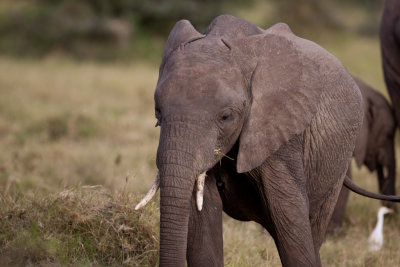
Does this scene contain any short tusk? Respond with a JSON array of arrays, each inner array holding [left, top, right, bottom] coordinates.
[[383, 166, 389, 179], [135, 172, 160, 210], [196, 172, 207, 211]]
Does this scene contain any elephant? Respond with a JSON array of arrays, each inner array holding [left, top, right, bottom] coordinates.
[[328, 77, 397, 232], [135, 15, 400, 267], [380, 0, 400, 127]]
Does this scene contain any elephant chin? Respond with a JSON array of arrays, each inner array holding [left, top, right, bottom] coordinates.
[[136, 171, 208, 211]]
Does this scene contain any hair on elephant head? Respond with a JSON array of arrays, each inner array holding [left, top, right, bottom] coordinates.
[[137, 15, 374, 266]]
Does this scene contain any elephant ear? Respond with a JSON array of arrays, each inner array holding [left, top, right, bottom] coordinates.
[[230, 23, 323, 173], [158, 20, 204, 77]]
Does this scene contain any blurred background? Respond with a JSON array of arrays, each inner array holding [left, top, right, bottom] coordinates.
[[2, 0, 400, 266], [0, 0, 385, 61]]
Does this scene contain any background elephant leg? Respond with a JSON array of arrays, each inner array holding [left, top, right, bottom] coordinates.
[[377, 164, 397, 210], [377, 135, 396, 209], [187, 173, 223, 267], [327, 167, 352, 234]]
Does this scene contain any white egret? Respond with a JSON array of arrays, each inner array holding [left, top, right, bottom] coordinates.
[[368, 206, 394, 252]]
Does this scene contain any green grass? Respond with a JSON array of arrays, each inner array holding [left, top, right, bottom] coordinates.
[[1, 28, 400, 266]]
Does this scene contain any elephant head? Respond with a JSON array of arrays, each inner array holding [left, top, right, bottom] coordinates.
[[137, 15, 334, 266], [353, 77, 396, 205]]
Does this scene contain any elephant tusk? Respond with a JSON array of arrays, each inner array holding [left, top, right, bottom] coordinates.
[[135, 172, 160, 210], [196, 172, 207, 211], [383, 166, 389, 179]]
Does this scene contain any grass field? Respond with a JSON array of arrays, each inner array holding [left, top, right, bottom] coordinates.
[[1, 33, 400, 266]]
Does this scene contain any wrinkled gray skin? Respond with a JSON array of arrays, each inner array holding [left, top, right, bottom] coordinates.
[[154, 15, 363, 267], [380, 0, 400, 127], [328, 77, 397, 232]]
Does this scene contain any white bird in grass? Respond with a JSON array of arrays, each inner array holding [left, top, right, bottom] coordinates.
[[368, 206, 394, 252]]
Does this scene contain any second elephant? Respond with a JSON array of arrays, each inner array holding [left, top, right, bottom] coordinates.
[[329, 77, 397, 232]]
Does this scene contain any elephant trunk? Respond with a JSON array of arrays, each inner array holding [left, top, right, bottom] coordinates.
[[157, 122, 209, 266], [159, 163, 195, 267]]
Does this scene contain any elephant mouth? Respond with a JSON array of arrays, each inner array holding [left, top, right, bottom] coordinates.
[[136, 147, 233, 211], [135, 171, 207, 211]]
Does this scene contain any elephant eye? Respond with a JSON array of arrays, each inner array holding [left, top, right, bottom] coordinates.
[[220, 109, 233, 122]]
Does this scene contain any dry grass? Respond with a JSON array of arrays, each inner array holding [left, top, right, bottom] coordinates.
[[0, 57, 159, 195], [1, 31, 400, 265], [0, 186, 159, 266]]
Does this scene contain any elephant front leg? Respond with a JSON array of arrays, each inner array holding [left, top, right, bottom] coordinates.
[[258, 156, 319, 266], [187, 172, 223, 267], [263, 185, 318, 266]]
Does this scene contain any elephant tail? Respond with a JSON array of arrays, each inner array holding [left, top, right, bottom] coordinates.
[[343, 176, 400, 202]]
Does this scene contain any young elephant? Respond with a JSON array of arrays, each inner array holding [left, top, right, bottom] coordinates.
[[136, 15, 400, 267], [328, 77, 397, 232]]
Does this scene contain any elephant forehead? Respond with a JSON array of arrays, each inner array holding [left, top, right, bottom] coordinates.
[[157, 72, 242, 103], [159, 49, 241, 89], [163, 46, 235, 73], [155, 67, 245, 114]]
